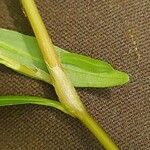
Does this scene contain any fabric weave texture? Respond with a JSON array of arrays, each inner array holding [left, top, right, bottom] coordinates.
[[0, 0, 149, 149]]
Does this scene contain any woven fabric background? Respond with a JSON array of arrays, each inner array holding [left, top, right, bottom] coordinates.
[[0, 0, 149, 149]]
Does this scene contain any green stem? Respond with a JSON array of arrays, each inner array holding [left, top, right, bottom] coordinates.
[[21, 0, 119, 149], [79, 112, 119, 150]]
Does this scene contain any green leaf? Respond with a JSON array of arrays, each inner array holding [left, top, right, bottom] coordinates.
[[0, 28, 129, 87], [0, 96, 69, 114]]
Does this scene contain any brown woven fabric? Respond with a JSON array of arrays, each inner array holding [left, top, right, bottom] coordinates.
[[0, 0, 149, 149]]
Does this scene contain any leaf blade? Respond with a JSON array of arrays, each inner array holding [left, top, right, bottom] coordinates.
[[0, 96, 69, 114], [0, 28, 129, 87]]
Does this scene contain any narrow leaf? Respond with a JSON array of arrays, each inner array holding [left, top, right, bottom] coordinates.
[[0, 96, 69, 114], [0, 28, 129, 87]]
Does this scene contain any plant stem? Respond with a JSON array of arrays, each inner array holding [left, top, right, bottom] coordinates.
[[21, 0, 119, 149]]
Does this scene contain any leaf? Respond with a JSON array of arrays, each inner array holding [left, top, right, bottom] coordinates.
[[0, 96, 69, 114], [0, 28, 129, 87]]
